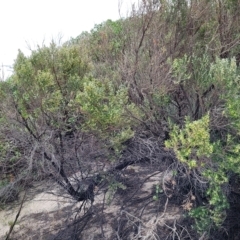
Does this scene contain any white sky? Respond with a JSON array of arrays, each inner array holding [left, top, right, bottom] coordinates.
[[0, 0, 137, 78]]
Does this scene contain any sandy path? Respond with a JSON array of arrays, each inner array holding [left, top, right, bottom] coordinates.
[[0, 184, 74, 239], [0, 168, 182, 240]]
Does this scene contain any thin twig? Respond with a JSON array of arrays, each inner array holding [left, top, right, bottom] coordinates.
[[5, 190, 27, 240]]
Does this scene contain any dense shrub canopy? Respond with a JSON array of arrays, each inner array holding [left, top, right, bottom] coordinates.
[[1, 0, 240, 239]]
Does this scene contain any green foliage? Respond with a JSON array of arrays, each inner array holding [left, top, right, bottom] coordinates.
[[188, 206, 212, 233], [1, 1, 240, 238], [166, 57, 240, 233], [152, 92, 169, 106], [9, 42, 139, 155], [165, 114, 229, 232], [153, 184, 163, 201], [171, 54, 216, 120], [11, 44, 90, 131], [0, 139, 22, 177], [172, 55, 192, 84], [165, 114, 213, 169], [106, 179, 126, 204], [77, 79, 138, 152], [88, 19, 124, 62], [210, 58, 240, 131]]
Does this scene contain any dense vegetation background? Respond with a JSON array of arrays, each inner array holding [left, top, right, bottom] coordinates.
[[1, 0, 240, 239]]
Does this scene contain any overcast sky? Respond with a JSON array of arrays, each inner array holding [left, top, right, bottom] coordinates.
[[0, 0, 136, 77]]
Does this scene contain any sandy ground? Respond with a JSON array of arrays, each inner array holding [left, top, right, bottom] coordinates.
[[0, 168, 182, 240], [0, 183, 76, 240]]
